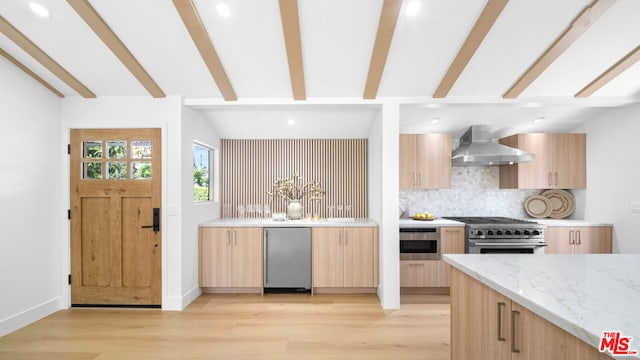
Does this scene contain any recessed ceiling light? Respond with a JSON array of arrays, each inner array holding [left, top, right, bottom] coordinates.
[[406, 1, 421, 16], [423, 103, 441, 108], [430, 117, 440, 124], [287, 118, 295, 126], [29, 2, 50, 18], [533, 117, 545, 124], [216, 3, 230, 18]]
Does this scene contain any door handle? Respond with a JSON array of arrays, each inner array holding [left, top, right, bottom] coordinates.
[[569, 230, 575, 245], [497, 302, 506, 341], [576, 230, 581, 245], [511, 310, 521, 353], [141, 208, 160, 232]]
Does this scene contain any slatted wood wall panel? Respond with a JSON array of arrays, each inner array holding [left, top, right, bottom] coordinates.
[[221, 139, 368, 218]]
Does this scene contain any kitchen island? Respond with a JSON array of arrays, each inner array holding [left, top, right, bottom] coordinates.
[[444, 254, 640, 360]]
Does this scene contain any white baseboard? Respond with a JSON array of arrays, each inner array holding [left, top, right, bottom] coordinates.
[[162, 286, 202, 311], [181, 286, 202, 310], [0, 297, 63, 337]]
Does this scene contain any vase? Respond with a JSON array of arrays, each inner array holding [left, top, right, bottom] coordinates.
[[287, 200, 303, 220]]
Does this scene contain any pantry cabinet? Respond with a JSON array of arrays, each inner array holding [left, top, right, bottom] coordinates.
[[450, 268, 609, 360], [545, 226, 612, 254], [312, 227, 378, 290], [499, 133, 586, 189], [399, 134, 451, 189], [400, 226, 464, 288], [199, 227, 262, 290]]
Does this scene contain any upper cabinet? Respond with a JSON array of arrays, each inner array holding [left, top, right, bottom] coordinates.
[[399, 134, 451, 189], [499, 133, 586, 189]]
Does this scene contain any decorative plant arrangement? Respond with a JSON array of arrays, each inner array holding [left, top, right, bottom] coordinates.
[[267, 173, 325, 219]]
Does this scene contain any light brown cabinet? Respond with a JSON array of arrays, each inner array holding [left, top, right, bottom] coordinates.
[[545, 226, 612, 254], [199, 227, 262, 289], [451, 268, 609, 360], [499, 133, 586, 189], [312, 227, 378, 289], [400, 226, 465, 288], [399, 134, 451, 189]]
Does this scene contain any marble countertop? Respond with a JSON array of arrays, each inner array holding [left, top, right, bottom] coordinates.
[[399, 218, 465, 228], [444, 254, 640, 359], [532, 219, 613, 227], [200, 218, 378, 228]]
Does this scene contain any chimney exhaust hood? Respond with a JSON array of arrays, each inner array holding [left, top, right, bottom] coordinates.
[[451, 125, 535, 166]]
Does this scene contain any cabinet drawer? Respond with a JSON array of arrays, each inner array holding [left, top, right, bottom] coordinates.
[[400, 260, 444, 287]]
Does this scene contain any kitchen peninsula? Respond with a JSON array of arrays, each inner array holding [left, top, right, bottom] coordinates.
[[445, 254, 640, 360]]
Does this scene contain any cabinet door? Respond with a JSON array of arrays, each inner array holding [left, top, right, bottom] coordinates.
[[554, 134, 586, 189], [416, 134, 451, 189], [343, 227, 374, 287], [574, 226, 612, 254], [312, 228, 344, 287], [517, 133, 554, 189], [231, 228, 263, 287], [511, 301, 609, 360], [441, 227, 465, 286], [544, 227, 575, 254], [199, 227, 232, 287], [451, 268, 511, 360], [399, 134, 417, 189]]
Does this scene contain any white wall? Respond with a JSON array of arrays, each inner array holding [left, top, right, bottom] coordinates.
[[181, 106, 220, 307], [0, 58, 63, 336], [579, 103, 640, 253], [60, 95, 185, 310]]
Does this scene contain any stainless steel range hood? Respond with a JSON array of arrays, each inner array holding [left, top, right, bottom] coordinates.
[[451, 125, 535, 166]]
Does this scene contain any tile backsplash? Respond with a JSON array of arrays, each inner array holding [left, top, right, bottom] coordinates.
[[400, 166, 539, 218]]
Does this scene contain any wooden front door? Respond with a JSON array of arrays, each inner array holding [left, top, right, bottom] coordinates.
[[70, 129, 161, 306]]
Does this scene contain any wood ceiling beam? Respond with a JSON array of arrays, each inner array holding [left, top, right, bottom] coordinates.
[[0, 16, 95, 98], [172, 0, 237, 101], [504, 0, 616, 99], [67, 0, 165, 98], [363, 0, 403, 100], [433, 0, 509, 98], [1, 48, 64, 97], [279, 0, 305, 100], [575, 46, 640, 98]]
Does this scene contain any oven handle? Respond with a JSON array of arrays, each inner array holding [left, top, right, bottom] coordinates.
[[471, 243, 547, 247]]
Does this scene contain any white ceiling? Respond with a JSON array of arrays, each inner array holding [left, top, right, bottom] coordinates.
[[2, 0, 639, 138]]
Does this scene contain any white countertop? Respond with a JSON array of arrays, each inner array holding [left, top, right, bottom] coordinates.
[[399, 218, 465, 228], [444, 254, 640, 359], [532, 219, 613, 227], [200, 218, 378, 228]]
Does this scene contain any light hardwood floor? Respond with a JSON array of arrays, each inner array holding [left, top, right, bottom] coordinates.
[[0, 294, 450, 360]]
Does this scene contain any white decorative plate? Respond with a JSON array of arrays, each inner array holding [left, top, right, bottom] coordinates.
[[524, 195, 553, 218], [542, 189, 576, 219]]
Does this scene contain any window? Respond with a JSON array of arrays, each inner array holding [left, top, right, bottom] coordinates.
[[193, 143, 213, 202]]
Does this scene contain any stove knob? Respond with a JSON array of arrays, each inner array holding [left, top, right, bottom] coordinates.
[[514, 230, 521, 235], [505, 230, 512, 236], [524, 230, 531, 236], [476, 230, 483, 236], [496, 230, 503, 235], [533, 230, 541, 236], [487, 230, 494, 236]]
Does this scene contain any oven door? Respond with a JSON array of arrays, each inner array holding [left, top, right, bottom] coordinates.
[[469, 241, 547, 254]]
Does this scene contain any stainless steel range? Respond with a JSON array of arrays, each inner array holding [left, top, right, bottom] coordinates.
[[443, 217, 546, 254]]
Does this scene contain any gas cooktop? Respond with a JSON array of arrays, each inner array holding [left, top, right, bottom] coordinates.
[[443, 216, 538, 225]]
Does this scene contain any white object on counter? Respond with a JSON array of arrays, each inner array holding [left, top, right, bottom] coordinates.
[[444, 253, 640, 359]]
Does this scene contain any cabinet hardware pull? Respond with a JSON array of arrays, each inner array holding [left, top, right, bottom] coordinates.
[[233, 230, 237, 245], [569, 230, 575, 245], [339, 231, 342, 245], [548, 172, 552, 186], [576, 230, 581, 245], [413, 172, 417, 187], [555, 172, 558, 186], [345, 230, 348, 246], [511, 310, 521, 353], [497, 302, 506, 341], [227, 230, 231, 246], [409, 263, 425, 266], [418, 172, 422, 186]]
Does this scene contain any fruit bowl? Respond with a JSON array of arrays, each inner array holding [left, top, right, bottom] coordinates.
[[410, 216, 437, 221]]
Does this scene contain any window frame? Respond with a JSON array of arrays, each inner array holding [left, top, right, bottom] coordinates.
[[193, 141, 217, 204]]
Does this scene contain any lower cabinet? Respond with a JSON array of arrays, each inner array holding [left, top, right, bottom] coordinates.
[[199, 227, 262, 290], [312, 227, 378, 290], [400, 226, 465, 288], [545, 226, 612, 254], [450, 268, 610, 360]]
